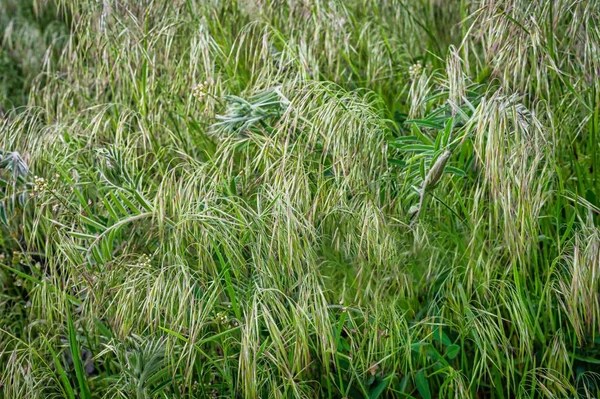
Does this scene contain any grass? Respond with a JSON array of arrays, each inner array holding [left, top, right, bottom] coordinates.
[[0, 0, 600, 397]]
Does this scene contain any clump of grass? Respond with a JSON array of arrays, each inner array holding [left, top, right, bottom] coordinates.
[[1, 0, 600, 398]]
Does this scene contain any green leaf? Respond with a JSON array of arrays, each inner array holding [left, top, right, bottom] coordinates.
[[368, 376, 391, 399], [80, 215, 106, 232], [103, 196, 119, 221], [388, 158, 407, 168], [149, 375, 181, 396], [446, 344, 460, 360], [397, 374, 410, 394], [0, 204, 7, 225], [131, 188, 153, 213], [334, 310, 348, 353], [432, 326, 452, 346], [393, 144, 435, 153], [45, 341, 76, 399], [425, 344, 447, 365], [391, 136, 422, 144], [573, 353, 600, 365], [94, 318, 113, 339], [68, 231, 97, 240], [405, 119, 445, 130], [66, 306, 92, 399], [442, 117, 453, 148], [211, 237, 242, 321], [109, 191, 128, 216], [415, 370, 431, 399], [434, 130, 442, 151], [445, 166, 466, 177]]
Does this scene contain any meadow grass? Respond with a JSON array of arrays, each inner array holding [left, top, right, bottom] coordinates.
[[1, 0, 600, 398]]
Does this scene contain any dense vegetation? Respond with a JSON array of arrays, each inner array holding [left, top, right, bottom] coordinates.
[[1, 0, 600, 397]]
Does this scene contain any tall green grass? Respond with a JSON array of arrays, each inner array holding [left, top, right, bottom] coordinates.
[[1, 0, 599, 397]]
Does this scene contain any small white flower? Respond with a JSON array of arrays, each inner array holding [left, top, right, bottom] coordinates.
[[31, 176, 49, 198], [409, 62, 423, 80], [192, 80, 212, 101]]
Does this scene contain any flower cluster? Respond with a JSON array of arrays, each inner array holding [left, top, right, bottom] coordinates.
[[215, 311, 229, 325], [409, 62, 423, 80], [133, 254, 152, 268], [29, 176, 49, 198], [192, 80, 210, 101]]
